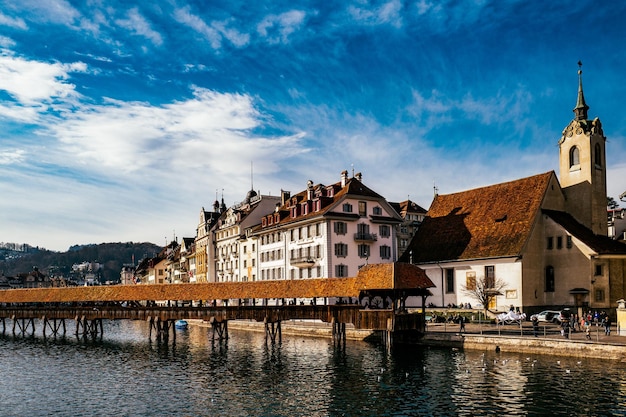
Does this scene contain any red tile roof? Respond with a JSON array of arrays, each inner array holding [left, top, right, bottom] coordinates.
[[401, 172, 555, 263]]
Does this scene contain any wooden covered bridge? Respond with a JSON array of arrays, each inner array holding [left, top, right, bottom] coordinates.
[[0, 262, 434, 345]]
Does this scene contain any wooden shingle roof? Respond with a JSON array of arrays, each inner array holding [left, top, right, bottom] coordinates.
[[0, 263, 433, 303], [401, 172, 555, 263]]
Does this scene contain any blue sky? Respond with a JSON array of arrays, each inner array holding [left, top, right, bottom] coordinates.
[[1, 0, 625, 252]]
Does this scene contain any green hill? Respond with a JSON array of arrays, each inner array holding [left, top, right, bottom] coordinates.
[[0, 242, 162, 284]]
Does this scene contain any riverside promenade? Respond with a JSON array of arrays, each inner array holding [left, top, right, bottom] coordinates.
[[421, 321, 626, 361]]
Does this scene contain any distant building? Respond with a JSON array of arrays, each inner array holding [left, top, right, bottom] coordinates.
[[389, 200, 427, 258]]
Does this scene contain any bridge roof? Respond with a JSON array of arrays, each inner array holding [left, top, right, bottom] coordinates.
[[0, 263, 433, 303]]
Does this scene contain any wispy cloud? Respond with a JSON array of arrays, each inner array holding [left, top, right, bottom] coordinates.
[[115, 7, 163, 46], [0, 12, 27, 29], [257, 10, 306, 44], [173, 6, 250, 50], [347, 0, 404, 28]]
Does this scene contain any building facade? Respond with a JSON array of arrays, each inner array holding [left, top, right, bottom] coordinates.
[[401, 65, 626, 315]]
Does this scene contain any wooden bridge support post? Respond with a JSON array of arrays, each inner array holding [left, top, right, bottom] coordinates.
[[382, 317, 394, 350], [42, 315, 67, 337], [11, 315, 35, 335], [148, 317, 173, 342], [331, 318, 346, 346], [264, 317, 281, 344], [75, 316, 103, 338], [210, 317, 228, 343], [1, 317, 5, 334]]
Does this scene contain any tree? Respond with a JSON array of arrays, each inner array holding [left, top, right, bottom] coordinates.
[[608, 196, 619, 209], [462, 275, 507, 314]]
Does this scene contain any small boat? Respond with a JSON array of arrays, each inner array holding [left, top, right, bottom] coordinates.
[[175, 320, 188, 329]]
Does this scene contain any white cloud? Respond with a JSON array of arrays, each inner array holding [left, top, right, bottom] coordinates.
[[0, 54, 86, 121], [173, 7, 250, 49], [116, 8, 163, 46], [174, 6, 222, 49], [257, 10, 306, 44], [0, 148, 25, 164], [16, 0, 80, 25], [0, 12, 27, 29], [348, 0, 404, 28]]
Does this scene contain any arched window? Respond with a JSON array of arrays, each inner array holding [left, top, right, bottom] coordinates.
[[594, 143, 602, 167], [545, 266, 555, 292], [569, 146, 580, 167]]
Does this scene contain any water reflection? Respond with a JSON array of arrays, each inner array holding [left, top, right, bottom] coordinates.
[[1, 320, 625, 416]]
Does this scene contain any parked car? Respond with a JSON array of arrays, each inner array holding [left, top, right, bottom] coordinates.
[[530, 310, 560, 323]]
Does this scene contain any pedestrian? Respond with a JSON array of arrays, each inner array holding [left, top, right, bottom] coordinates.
[[532, 316, 539, 337], [604, 315, 611, 335], [561, 319, 570, 339], [459, 316, 466, 333], [585, 320, 591, 340]]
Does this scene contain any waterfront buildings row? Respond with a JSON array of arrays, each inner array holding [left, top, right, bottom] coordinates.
[[134, 171, 427, 291], [133, 65, 626, 315]]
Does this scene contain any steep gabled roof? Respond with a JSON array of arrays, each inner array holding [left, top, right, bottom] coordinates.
[[390, 199, 428, 217], [401, 172, 554, 263], [543, 209, 626, 255], [270, 176, 396, 227]]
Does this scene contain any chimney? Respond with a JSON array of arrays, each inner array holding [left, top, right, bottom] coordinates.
[[355, 172, 362, 181], [307, 180, 314, 200], [341, 170, 349, 187], [281, 189, 291, 206]]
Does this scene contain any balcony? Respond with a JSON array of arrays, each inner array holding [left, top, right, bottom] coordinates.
[[290, 256, 317, 268], [354, 232, 377, 242]]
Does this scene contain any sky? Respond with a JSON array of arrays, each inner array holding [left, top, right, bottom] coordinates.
[[1, 1, 625, 252]]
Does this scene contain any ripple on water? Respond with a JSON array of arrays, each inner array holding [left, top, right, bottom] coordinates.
[[1, 322, 626, 417]]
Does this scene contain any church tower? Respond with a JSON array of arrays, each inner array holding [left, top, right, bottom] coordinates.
[[558, 62, 607, 235]]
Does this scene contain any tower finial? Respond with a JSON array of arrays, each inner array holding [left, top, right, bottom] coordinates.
[[573, 60, 589, 121]]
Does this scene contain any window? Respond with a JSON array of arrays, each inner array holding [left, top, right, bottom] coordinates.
[[343, 203, 353, 213], [566, 235, 573, 249], [380, 245, 391, 259], [358, 244, 369, 258], [335, 264, 348, 277], [373, 206, 382, 215], [445, 268, 454, 293], [466, 271, 476, 291], [334, 243, 348, 257], [569, 146, 580, 167], [595, 143, 602, 167], [595, 264, 603, 276], [557, 236, 563, 249], [334, 221, 347, 235], [379, 225, 390, 238], [547, 237, 553, 250], [545, 266, 555, 292], [595, 289, 605, 302], [485, 265, 495, 288], [358, 201, 367, 217]]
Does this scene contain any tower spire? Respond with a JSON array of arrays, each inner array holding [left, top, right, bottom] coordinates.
[[573, 60, 589, 121]]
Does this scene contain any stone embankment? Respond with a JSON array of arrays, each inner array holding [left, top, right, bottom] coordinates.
[[422, 322, 626, 361], [190, 319, 626, 361]]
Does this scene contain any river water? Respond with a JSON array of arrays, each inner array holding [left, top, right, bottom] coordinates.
[[0, 320, 624, 417]]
